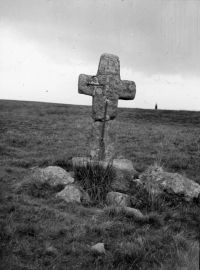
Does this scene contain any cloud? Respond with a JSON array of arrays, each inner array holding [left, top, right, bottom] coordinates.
[[0, 0, 200, 110], [1, 0, 200, 76]]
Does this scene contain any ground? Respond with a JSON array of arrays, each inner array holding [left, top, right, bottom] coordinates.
[[0, 100, 199, 269]]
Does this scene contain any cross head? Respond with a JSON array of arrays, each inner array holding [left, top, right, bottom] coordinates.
[[78, 53, 136, 121]]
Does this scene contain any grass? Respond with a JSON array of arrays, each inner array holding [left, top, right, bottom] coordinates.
[[74, 162, 115, 205], [0, 99, 200, 269]]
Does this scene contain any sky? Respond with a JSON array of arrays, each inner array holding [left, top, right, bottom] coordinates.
[[0, 0, 200, 110]]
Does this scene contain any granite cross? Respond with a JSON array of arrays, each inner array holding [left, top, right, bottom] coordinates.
[[78, 53, 136, 161]]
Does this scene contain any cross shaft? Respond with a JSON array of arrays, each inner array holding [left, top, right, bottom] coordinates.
[[78, 53, 136, 161]]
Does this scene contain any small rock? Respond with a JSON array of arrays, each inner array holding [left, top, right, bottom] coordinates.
[[91, 243, 105, 254], [122, 206, 144, 219], [45, 242, 58, 255], [33, 166, 74, 186], [105, 206, 144, 220], [56, 185, 81, 203], [81, 190, 91, 204], [56, 184, 91, 204], [106, 191, 131, 207]]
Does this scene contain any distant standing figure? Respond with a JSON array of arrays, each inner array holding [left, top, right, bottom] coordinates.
[[155, 103, 158, 110]]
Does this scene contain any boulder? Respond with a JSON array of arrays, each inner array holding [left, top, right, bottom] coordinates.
[[106, 191, 131, 207], [56, 185, 82, 203], [32, 166, 74, 186], [56, 184, 90, 204], [91, 243, 105, 254], [111, 159, 138, 192], [140, 165, 200, 201]]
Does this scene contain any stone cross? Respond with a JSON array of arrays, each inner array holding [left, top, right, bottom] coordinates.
[[78, 53, 136, 161]]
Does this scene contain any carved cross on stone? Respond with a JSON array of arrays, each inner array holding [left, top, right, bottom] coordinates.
[[78, 53, 136, 161]]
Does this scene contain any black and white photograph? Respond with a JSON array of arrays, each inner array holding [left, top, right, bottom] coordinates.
[[0, 0, 200, 269]]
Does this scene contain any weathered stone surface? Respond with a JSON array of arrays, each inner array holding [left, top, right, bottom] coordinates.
[[109, 206, 144, 220], [78, 53, 136, 162], [91, 243, 105, 254], [119, 80, 136, 100], [78, 74, 94, 96], [56, 184, 90, 204], [90, 120, 117, 161], [140, 165, 200, 201], [111, 159, 138, 192], [33, 166, 74, 186], [106, 191, 131, 207], [56, 185, 81, 203], [97, 53, 120, 75], [92, 91, 119, 121], [112, 159, 135, 172], [78, 54, 136, 121]]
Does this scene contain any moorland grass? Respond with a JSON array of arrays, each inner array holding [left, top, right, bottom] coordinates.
[[74, 162, 115, 205], [0, 100, 199, 269]]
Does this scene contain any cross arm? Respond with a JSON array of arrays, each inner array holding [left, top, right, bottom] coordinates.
[[118, 80, 136, 100], [78, 74, 95, 96]]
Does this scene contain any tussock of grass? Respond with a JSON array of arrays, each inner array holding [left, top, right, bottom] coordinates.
[[74, 162, 115, 205]]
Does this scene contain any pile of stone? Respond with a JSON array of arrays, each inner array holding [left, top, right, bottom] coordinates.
[[31, 165, 90, 204], [31, 160, 200, 207]]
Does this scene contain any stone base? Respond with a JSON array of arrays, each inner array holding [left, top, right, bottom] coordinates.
[[72, 157, 137, 192], [72, 156, 112, 168], [111, 159, 138, 192]]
